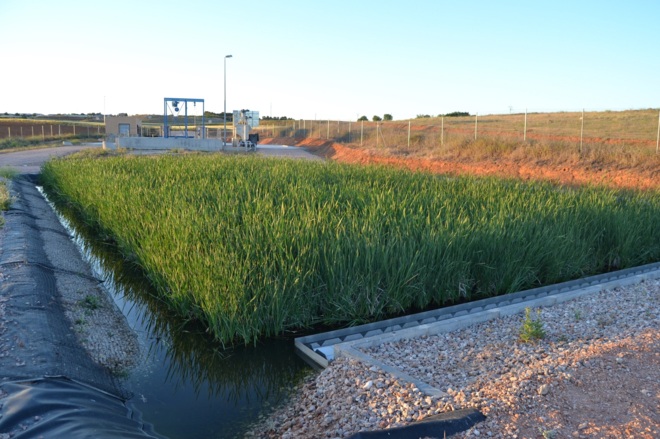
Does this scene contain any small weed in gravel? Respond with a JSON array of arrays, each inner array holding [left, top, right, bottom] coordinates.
[[519, 307, 546, 343], [79, 294, 101, 311]]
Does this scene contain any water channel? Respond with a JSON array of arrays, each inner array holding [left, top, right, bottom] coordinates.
[[43, 190, 314, 438]]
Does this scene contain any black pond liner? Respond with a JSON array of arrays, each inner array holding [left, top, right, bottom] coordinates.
[[0, 176, 159, 438], [347, 408, 486, 439], [0, 377, 162, 438], [3, 163, 314, 438]]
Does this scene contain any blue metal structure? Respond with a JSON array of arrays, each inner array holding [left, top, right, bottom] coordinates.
[[163, 97, 205, 138]]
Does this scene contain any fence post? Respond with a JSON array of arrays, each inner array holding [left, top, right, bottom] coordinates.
[[360, 121, 364, 146], [524, 109, 527, 142], [32, 126, 34, 137], [7, 127, 10, 138], [327, 120, 330, 139], [58, 125, 61, 137], [348, 121, 351, 144], [441, 116, 444, 146], [51, 125, 53, 138], [474, 113, 478, 140], [407, 121, 411, 148], [42, 126, 45, 140], [656, 110, 660, 154], [73, 124, 76, 136], [580, 109, 584, 154], [20, 127, 23, 137]]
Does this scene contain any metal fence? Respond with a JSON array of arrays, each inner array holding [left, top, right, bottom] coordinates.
[[0, 122, 104, 141], [3, 110, 659, 154], [254, 110, 660, 154]]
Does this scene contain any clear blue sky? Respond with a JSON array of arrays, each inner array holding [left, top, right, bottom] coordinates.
[[1, 0, 658, 120]]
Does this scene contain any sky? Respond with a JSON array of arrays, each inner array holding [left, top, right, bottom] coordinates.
[[1, 0, 659, 120]]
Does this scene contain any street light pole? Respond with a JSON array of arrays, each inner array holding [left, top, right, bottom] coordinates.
[[223, 54, 233, 148]]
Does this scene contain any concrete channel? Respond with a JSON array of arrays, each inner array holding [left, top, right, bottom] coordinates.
[[296, 262, 660, 396]]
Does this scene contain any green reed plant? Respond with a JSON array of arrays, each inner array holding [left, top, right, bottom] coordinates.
[[40, 153, 660, 345]]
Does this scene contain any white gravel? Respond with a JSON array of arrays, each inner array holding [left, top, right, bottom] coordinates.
[[246, 279, 660, 438]]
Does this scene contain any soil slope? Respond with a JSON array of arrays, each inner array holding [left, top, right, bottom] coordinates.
[[260, 137, 659, 191]]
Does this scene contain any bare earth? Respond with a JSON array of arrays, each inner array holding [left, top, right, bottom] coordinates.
[[261, 138, 660, 192]]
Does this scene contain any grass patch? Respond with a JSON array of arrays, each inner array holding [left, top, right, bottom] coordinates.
[[40, 154, 660, 345], [0, 168, 15, 225], [0, 136, 99, 153], [0, 137, 56, 152], [0, 167, 18, 179], [79, 294, 101, 311]]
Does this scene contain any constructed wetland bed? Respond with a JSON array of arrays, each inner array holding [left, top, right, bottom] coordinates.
[[1, 149, 659, 438]]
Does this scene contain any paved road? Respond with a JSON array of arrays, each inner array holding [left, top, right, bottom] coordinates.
[[0, 144, 101, 174], [256, 143, 323, 160], [0, 144, 320, 175]]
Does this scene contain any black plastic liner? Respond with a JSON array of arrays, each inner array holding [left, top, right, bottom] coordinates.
[[347, 408, 486, 438], [0, 176, 163, 438], [0, 175, 121, 394], [0, 377, 161, 438]]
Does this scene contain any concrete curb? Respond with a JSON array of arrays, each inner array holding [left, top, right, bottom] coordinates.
[[332, 266, 660, 397], [296, 262, 660, 389]]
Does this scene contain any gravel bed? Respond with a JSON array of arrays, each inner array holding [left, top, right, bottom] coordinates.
[[246, 279, 660, 438]]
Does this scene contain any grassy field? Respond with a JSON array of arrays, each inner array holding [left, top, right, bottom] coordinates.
[[41, 153, 660, 345], [256, 109, 660, 168], [258, 109, 660, 143]]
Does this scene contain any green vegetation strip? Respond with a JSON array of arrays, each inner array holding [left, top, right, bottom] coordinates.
[[40, 154, 660, 345], [0, 167, 17, 226]]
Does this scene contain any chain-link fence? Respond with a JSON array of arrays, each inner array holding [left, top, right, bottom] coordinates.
[[254, 110, 660, 154], [0, 121, 104, 141]]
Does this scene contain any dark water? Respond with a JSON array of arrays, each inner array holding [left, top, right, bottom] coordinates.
[[45, 192, 313, 439]]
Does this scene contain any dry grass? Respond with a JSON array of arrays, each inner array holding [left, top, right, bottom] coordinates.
[[256, 109, 660, 170]]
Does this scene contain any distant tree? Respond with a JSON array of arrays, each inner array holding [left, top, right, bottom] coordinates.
[[383, 114, 393, 121], [357, 115, 368, 121], [416, 114, 431, 119], [261, 115, 292, 120], [443, 111, 470, 117], [372, 115, 382, 122]]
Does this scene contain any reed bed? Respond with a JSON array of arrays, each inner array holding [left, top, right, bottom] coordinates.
[[41, 154, 660, 345]]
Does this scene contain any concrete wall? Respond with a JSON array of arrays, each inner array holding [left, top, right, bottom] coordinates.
[[117, 137, 226, 151]]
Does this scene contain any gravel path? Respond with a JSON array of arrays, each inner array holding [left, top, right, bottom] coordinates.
[[248, 279, 660, 438]]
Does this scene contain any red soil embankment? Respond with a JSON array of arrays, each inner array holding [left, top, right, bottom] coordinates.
[[259, 137, 660, 191]]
